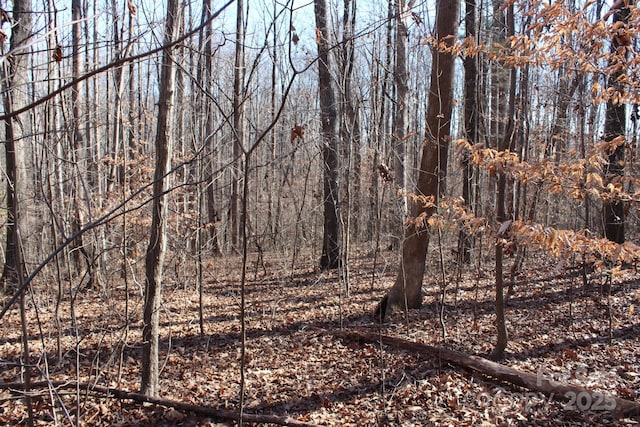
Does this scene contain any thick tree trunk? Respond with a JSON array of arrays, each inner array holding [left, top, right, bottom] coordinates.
[[602, 0, 632, 244], [315, 0, 341, 270], [1, 0, 32, 290], [377, 0, 459, 318], [1, 1, 33, 422], [141, 0, 180, 397]]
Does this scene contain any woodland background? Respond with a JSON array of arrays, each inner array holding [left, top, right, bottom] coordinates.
[[0, 0, 639, 425]]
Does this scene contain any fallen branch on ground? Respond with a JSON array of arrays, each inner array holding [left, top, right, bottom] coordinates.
[[333, 330, 640, 418], [0, 381, 320, 427]]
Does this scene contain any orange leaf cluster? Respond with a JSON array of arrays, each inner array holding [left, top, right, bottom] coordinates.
[[401, 191, 638, 270], [456, 139, 640, 205], [290, 124, 304, 143], [444, 1, 640, 103], [53, 45, 63, 63], [403, 196, 486, 234], [509, 221, 640, 268]]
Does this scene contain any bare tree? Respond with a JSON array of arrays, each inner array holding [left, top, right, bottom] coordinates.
[[458, 0, 478, 264], [490, 0, 515, 362], [376, 0, 459, 318], [1, 2, 34, 423], [316, 0, 342, 270], [366, 4, 393, 243], [200, 0, 221, 255], [0, 0, 33, 290], [392, 0, 410, 246], [69, 0, 95, 287], [231, 0, 247, 251], [141, 0, 181, 397]]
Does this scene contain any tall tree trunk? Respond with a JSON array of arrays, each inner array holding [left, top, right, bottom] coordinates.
[[141, 0, 180, 397], [602, 0, 632, 244], [488, 0, 508, 152], [342, 0, 361, 242], [1, 2, 33, 421], [197, 0, 221, 255], [376, 0, 459, 318], [458, 0, 478, 264], [339, 0, 357, 230], [1, 0, 33, 290], [490, 2, 516, 361], [70, 0, 95, 287], [367, 5, 393, 243], [107, 0, 125, 193], [392, 0, 409, 247], [315, 0, 342, 270], [231, 0, 246, 251]]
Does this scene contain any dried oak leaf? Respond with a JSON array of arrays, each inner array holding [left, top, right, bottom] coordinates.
[[290, 124, 304, 143], [0, 8, 10, 26], [377, 163, 392, 183], [614, 31, 632, 47], [53, 45, 63, 63], [127, 0, 137, 16]]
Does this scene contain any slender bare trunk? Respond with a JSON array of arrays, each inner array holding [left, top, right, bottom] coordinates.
[[392, 0, 409, 246], [458, 0, 478, 264], [231, 0, 246, 251], [490, 2, 516, 361], [316, 0, 342, 270], [141, 0, 180, 397]]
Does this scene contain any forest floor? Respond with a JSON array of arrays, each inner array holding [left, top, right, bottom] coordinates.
[[1, 247, 640, 426]]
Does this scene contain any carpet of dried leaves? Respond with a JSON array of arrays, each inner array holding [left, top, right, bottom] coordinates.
[[1, 247, 639, 426]]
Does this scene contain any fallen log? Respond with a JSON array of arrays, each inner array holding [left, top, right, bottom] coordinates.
[[333, 330, 640, 418], [0, 381, 320, 427]]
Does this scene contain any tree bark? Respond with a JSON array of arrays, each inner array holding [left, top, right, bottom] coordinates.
[[377, 0, 459, 318], [339, 0, 360, 247], [198, 0, 221, 255], [0, 1, 33, 422], [392, 0, 410, 246], [458, 0, 478, 264], [0, 0, 32, 290], [602, 0, 632, 244], [141, 0, 180, 397], [315, 0, 342, 270], [231, 0, 246, 251], [70, 0, 95, 287], [490, 2, 516, 361]]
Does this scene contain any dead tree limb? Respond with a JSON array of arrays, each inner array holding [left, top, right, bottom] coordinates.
[[334, 330, 640, 418], [0, 381, 320, 427]]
